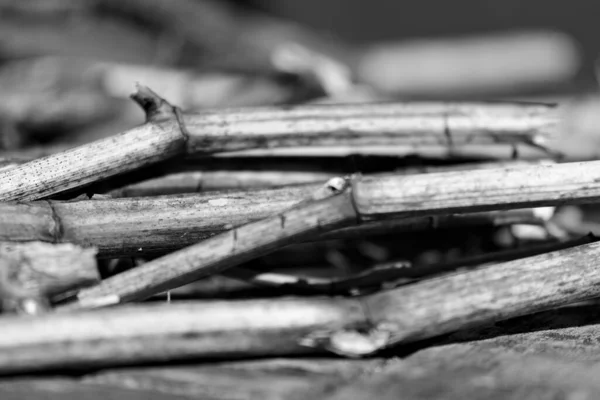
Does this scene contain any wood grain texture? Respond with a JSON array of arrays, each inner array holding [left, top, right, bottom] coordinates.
[[0, 97, 561, 200], [183, 101, 557, 154], [105, 160, 543, 197], [0, 189, 541, 257], [0, 86, 187, 201], [354, 160, 600, 218], [0, 299, 364, 374], [72, 190, 357, 304], [364, 240, 600, 349]]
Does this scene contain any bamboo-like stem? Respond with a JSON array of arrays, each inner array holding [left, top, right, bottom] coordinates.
[[67, 160, 600, 306], [0, 189, 548, 257], [0, 298, 365, 374], [353, 160, 600, 219], [182, 102, 558, 154], [107, 170, 336, 197], [361, 239, 600, 351], [0, 86, 187, 201], [0, 242, 98, 314], [202, 144, 552, 160], [0, 90, 564, 201], [70, 181, 357, 306], [106, 160, 544, 197], [7, 239, 600, 372]]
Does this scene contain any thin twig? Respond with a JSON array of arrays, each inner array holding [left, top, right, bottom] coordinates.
[[106, 160, 546, 197], [222, 260, 412, 296]]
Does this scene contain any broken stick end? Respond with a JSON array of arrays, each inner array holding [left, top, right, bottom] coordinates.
[[130, 84, 175, 123]]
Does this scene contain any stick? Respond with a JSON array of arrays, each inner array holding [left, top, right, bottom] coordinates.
[[0, 242, 98, 314], [0, 88, 563, 201], [0, 188, 548, 257], [105, 170, 336, 197], [181, 101, 558, 155], [7, 238, 600, 372], [106, 160, 544, 197], [0, 86, 187, 201], [0, 298, 365, 374], [68, 160, 600, 305], [69, 179, 357, 306], [359, 238, 600, 352], [0, 150, 546, 197], [352, 160, 600, 219]]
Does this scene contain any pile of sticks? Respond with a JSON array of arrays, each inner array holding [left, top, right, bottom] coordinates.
[[3, 0, 600, 381]]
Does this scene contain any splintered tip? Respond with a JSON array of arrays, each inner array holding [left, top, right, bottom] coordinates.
[[130, 83, 173, 122]]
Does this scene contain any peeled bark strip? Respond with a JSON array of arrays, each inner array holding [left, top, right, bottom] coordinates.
[[0, 298, 365, 374], [0, 86, 187, 201], [0, 242, 98, 314]]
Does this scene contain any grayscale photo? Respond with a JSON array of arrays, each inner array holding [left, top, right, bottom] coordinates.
[[0, 0, 598, 399]]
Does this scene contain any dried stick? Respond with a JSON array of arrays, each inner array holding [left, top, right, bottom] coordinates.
[[0, 86, 187, 201], [105, 170, 335, 197], [68, 160, 600, 306], [0, 298, 365, 374], [181, 101, 558, 155], [0, 150, 545, 196], [0, 86, 563, 201], [106, 160, 544, 197], [0, 188, 548, 257], [69, 179, 357, 306], [359, 238, 600, 352], [0, 242, 98, 314], [352, 160, 600, 219], [7, 239, 600, 372]]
